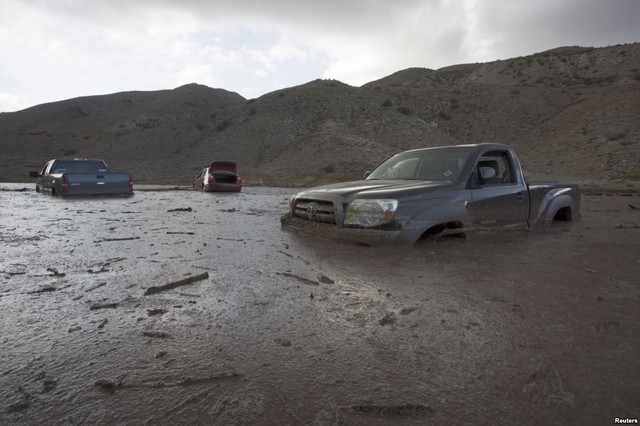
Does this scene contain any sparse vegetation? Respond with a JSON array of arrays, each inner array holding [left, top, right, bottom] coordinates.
[[605, 130, 628, 141], [437, 110, 452, 120], [397, 106, 412, 116], [322, 164, 336, 173], [620, 169, 640, 180], [381, 99, 393, 107], [216, 120, 231, 132]]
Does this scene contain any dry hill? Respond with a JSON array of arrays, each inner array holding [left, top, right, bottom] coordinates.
[[1, 43, 639, 185]]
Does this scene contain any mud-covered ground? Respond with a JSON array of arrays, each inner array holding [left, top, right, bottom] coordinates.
[[1, 184, 639, 425]]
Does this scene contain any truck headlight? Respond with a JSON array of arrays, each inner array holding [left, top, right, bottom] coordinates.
[[344, 199, 398, 227]]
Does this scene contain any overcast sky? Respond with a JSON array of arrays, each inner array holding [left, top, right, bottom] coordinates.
[[1, 0, 639, 112]]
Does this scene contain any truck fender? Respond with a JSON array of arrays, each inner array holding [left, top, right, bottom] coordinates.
[[535, 191, 576, 227], [397, 198, 471, 241]]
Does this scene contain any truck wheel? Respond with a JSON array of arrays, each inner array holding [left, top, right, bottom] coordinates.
[[51, 188, 57, 196], [202, 184, 207, 192]]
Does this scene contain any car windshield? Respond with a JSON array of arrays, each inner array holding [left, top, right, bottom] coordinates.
[[367, 146, 473, 181]]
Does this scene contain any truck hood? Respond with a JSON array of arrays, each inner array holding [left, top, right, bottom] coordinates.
[[294, 179, 453, 201], [209, 162, 237, 173]]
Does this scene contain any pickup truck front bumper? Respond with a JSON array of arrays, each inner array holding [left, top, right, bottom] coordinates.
[[280, 213, 414, 246]]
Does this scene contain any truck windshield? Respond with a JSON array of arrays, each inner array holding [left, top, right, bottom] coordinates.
[[367, 147, 473, 181], [51, 160, 108, 174]]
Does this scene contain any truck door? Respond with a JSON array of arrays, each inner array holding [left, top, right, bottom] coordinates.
[[467, 149, 529, 229]]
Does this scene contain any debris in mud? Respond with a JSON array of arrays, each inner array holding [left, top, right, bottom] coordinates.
[[220, 208, 237, 213], [147, 308, 168, 316], [379, 312, 397, 326], [143, 331, 172, 339], [42, 380, 57, 393], [87, 265, 109, 274], [317, 274, 335, 284], [85, 282, 107, 292], [614, 223, 640, 229], [90, 302, 118, 310], [595, 320, 622, 332], [0, 187, 28, 192], [276, 272, 319, 286], [94, 373, 242, 394], [68, 325, 82, 333], [166, 231, 196, 235], [277, 250, 293, 258], [629, 203, 639, 210], [6, 387, 32, 413], [97, 319, 108, 329], [94, 379, 123, 393], [399, 307, 417, 315], [167, 207, 193, 212], [95, 236, 140, 242], [144, 272, 209, 295], [343, 403, 434, 417], [1, 270, 26, 276], [28, 286, 58, 294], [154, 351, 168, 359], [523, 365, 575, 407], [46, 267, 65, 277], [274, 337, 292, 347]]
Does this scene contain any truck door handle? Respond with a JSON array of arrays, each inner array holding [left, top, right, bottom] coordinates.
[[96, 174, 104, 179], [515, 192, 524, 201]]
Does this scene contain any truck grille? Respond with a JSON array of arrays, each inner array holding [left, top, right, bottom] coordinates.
[[292, 199, 336, 224]]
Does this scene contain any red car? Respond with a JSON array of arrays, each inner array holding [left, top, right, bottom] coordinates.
[[193, 162, 242, 192]]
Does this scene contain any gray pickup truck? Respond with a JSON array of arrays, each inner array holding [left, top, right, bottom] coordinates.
[[29, 158, 133, 196], [282, 143, 580, 245]]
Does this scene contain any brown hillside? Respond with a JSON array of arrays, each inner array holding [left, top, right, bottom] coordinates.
[[1, 43, 639, 185]]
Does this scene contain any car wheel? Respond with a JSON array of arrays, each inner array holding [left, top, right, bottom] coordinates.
[[202, 184, 206, 192]]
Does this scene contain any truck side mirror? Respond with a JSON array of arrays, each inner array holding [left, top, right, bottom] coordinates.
[[29, 171, 40, 178], [364, 171, 371, 179]]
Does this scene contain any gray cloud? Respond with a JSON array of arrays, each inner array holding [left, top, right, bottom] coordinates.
[[0, 0, 638, 111]]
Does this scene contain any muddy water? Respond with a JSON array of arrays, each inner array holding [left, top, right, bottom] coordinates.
[[1, 185, 639, 425]]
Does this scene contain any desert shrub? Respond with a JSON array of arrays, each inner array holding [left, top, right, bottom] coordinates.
[[381, 99, 393, 107], [247, 98, 256, 104], [216, 120, 231, 132], [437, 110, 451, 120], [620, 169, 640, 180], [322, 164, 336, 173], [397, 106, 412, 116], [605, 130, 628, 141]]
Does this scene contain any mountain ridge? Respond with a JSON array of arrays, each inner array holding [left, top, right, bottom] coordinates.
[[1, 43, 638, 185]]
